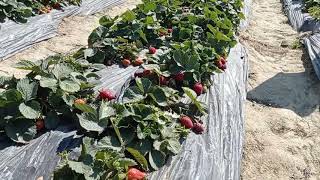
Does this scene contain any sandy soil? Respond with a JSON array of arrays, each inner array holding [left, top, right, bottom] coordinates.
[[240, 0, 320, 179], [0, 0, 141, 78]]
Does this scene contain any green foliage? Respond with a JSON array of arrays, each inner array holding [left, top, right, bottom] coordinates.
[[53, 0, 244, 179], [304, 0, 320, 20], [0, 0, 81, 23], [85, 0, 244, 87], [0, 55, 101, 143]]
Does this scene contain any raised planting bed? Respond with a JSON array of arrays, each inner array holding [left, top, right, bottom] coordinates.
[[0, 0, 249, 179], [282, 0, 320, 79]]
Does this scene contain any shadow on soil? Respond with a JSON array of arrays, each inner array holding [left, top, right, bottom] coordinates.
[[247, 47, 320, 117]]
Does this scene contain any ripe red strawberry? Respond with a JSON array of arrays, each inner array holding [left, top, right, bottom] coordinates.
[[193, 82, 203, 96], [127, 168, 146, 180], [216, 57, 227, 71], [122, 59, 131, 67], [174, 71, 185, 81], [220, 57, 226, 65], [98, 89, 115, 101], [74, 98, 86, 105], [142, 69, 152, 76], [36, 119, 45, 131], [180, 116, 194, 129], [52, 3, 61, 9], [134, 72, 143, 78], [149, 46, 157, 54], [168, 28, 173, 33], [133, 57, 144, 66], [159, 76, 169, 86], [192, 122, 205, 134], [220, 64, 227, 71]]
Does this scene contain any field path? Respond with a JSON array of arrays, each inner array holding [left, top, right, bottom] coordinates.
[[240, 0, 320, 179]]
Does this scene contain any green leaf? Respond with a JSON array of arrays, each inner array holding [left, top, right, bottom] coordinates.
[[99, 101, 115, 121], [182, 87, 206, 114], [135, 78, 152, 94], [167, 139, 181, 154], [15, 60, 37, 70], [0, 75, 14, 86], [149, 87, 168, 106], [5, 118, 37, 144], [3, 89, 22, 103], [75, 103, 96, 114], [83, 48, 95, 59], [62, 94, 76, 106], [173, 50, 200, 72], [68, 161, 93, 175], [216, 30, 232, 42], [77, 113, 104, 132], [52, 64, 74, 79], [97, 136, 122, 151], [143, 2, 156, 12], [126, 147, 149, 170], [138, 30, 148, 43], [123, 87, 145, 104], [40, 77, 58, 89], [148, 150, 166, 170], [16, 78, 38, 101], [59, 80, 80, 93], [68, 161, 85, 174], [145, 16, 154, 24], [118, 158, 137, 167], [19, 101, 41, 119], [44, 111, 59, 129], [99, 15, 114, 28], [110, 117, 124, 146], [122, 10, 136, 21]]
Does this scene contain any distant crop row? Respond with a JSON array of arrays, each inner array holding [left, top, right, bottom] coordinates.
[[0, 0, 81, 23]]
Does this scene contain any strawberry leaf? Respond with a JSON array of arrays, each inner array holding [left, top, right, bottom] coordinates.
[[182, 87, 207, 114], [5, 118, 36, 144], [173, 50, 200, 72], [75, 103, 96, 114], [77, 113, 104, 132], [148, 150, 166, 170], [16, 78, 38, 101], [123, 86, 145, 104], [126, 147, 149, 171], [19, 101, 41, 119], [40, 77, 58, 89], [44, 111, 59, 130], [59, 80, 80, 93], [167, 139, 181, 154]]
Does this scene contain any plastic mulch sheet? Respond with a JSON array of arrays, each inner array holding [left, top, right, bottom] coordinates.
[[282, 0, 320, 79], [0, 0, 124, 60], [0, 1, 251, 179]]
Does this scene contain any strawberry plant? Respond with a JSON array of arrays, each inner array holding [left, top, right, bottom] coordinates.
[[85, 0, 243, 87], [0, 55, 103, 143]]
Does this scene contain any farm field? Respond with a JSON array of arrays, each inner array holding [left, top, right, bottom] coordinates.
[[0, 0, 320, 179]]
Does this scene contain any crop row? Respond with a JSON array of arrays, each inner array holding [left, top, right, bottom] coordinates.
[[0, 0, 81, 23]]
